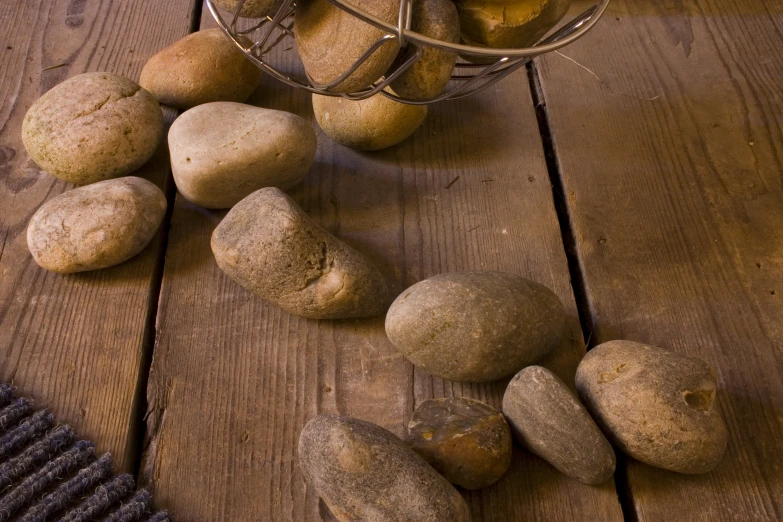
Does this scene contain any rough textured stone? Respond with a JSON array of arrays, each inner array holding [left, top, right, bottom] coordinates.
[[312, 90, 427, 151], [390, 0, 459, 101], [576, 340, 729, 474], [406, 397, 512, 490], [27, 177, 167, 273], [298, 415, 471, 522], [502, 366, 616, 484], [211, 187, 389, 319], [169, 102, 317, 209], [22, 72, 163, 185], [295, 0, 400, 93], [385, 271, 565, 382], [139, 29, 261, 109]]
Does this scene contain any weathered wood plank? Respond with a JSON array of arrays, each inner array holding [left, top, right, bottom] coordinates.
[[536, 0, 783, 520], [142, 6, 624, 520], [0, 0, 198, 471]]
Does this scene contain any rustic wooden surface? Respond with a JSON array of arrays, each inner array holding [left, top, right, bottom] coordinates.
[[139, 6, 623, 521], [0, 0, 199, 472], [536, 0, 783, 520], [2, 0, 782, 520]]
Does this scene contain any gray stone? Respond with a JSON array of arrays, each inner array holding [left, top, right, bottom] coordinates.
[[298, 415, 471, 522], [502, 366, 616, 484]]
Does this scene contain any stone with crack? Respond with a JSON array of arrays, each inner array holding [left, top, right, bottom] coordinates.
[[27, 176, 167, 273], [406, 397, 512, 490], [210, 187, 389, 319], [22, 72, 164, 185], [575, 340, 728, 474]]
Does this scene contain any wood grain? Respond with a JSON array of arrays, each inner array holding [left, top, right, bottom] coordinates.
[[141, 6, 623, 520], [536, 0, 783, 520], [0, 0, 198, 471]]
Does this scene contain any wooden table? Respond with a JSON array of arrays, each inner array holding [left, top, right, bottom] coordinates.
[[1, 0, 780, 520]]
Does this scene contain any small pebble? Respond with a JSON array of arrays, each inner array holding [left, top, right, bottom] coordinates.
[[502, 366, 616, 484], [406, 397, 512, 490]]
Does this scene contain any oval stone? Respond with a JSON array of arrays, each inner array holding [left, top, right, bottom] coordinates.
[[22, 72, 163, 185], [140, 29, 261, 109], [406, 397, 512, 489], [298, 415, 471, 522], [27, 177, 167, 273], [169, 102, 317, 209], [385, 271, 565, 382], [575, 340, 728, 474], [502, 366, 616, 484]]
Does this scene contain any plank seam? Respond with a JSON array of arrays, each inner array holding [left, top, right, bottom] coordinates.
[[128, 0, 204, 481], [526, 60, 637, 522]]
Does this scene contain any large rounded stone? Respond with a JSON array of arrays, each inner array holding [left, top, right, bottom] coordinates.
[[27, 177, 167, 273], [169, 102, 317, 209], [298, 415, 471, 522], [575, 340, 728, 474], [140, 29, 261, 109], [502, 366, 616, 484], [295, 0, 400, 93], [22, 72, 163, 185], [385, 271, 565, 382]]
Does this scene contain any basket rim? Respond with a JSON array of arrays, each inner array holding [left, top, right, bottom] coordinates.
[[223, 0, 612, 57], [324, 0, 611, 57]]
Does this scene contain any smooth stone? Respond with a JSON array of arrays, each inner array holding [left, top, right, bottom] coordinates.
[[27, 177, 166, 273], [312, 90, 427, 151], [576, 340, 729, 474], [406, 397, 512, 490], [385, 271, 566, 382], [169, 102, 317, 209], [211, 187, 389, 319], [298, 415, 471, 522], [22, 72, 163, 185], [295, 0, 400, 93], [390, 0, 460, 101], [502, 365, 616, 484], [140, 29, 261, 109]]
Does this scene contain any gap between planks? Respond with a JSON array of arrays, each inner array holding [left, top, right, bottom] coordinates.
[[127, 0, 205, 481], [526, 59, 636, 522]]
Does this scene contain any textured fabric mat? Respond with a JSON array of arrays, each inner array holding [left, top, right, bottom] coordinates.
[[0, 384, 170, 522]]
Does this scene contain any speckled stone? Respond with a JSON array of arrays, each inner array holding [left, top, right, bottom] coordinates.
[[298, 415, 471, 522], [576, 341, 728, 474], [22, 72, 163, 185], [385, 271, 566, 382], [27, 177, 166, 273], [502, 366, 616, 484]]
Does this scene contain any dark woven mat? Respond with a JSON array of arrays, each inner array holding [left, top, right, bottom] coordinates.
[[0, 384, 170, 522]]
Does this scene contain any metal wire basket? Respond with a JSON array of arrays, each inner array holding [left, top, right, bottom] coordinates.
[[207, 0, 611, 104]]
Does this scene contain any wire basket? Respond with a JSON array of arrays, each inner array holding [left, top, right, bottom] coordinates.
[[207, 0, 611, 104]]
